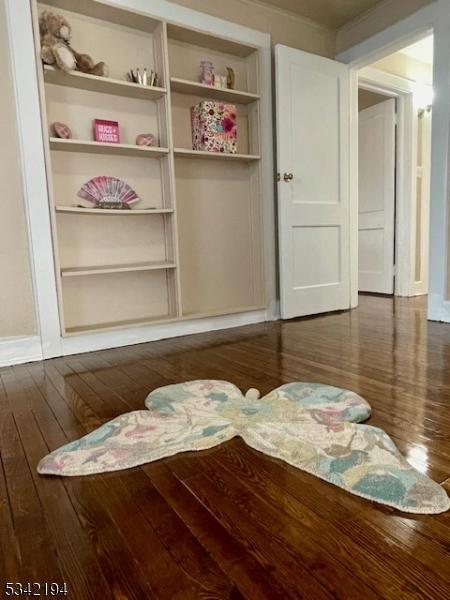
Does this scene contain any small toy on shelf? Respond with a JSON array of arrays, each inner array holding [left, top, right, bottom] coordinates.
[[39, 10, 75, 72], [213, 73, 231, 89], [226, 67, 235, 90], [51, 122, 72, 139], [191, 101, 237, 154], [93, 119, 120, 144], [77, 176, 141, 210], [39, 10, 108, 76], [136, 133, 157, 147], [127, 69, 158, 86], [200, 61, 214, 86], [227, 67, 236, 90]]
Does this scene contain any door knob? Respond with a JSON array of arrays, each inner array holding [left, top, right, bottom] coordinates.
[[283, 172, 294, 182]]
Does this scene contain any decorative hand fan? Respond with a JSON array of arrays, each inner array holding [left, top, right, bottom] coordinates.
[[77, 176, 141, 209]]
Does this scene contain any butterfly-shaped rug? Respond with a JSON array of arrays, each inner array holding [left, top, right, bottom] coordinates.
[[38, 381, 450, 514]]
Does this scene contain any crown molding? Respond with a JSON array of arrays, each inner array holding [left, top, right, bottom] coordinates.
[[338, 0, 431, 35], [193, 0, 334, 34]]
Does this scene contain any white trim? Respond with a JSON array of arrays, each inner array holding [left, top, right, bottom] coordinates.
[[427, 18, 450, 322], [348, 68, 359, 307], [357, 67, 420, 298], [5, 0, 62, 359], [411, 107, 432, 296], [338, 0, 450, 322], [336, 2, 438, 67], [4, 0, 277, 366], [0, 336, 43, 367], [61, 310, 272, 356]]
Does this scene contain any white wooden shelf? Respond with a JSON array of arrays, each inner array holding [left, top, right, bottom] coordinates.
[[43, 65, 167, 100], [55, 206, 174, 215], [170, 77, 260, 104], [49, 138, 169, 158], [65, 315, 178, 336], [174, 148, 260, 162], [61, 261, 177, 277]]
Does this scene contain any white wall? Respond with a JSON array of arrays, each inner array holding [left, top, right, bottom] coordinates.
[[372, 52, 433, 85]]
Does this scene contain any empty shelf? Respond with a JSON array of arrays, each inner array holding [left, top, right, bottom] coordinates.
[[61, 261, 177, 277], [174, 148, 260, 161]]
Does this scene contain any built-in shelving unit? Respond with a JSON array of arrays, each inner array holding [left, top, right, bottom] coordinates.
[[31, 0, 265, 336]]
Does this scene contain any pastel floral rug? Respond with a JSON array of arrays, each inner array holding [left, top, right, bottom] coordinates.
[[38, 380, 450, 514]]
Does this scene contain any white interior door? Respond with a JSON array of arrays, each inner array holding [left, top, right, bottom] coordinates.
[[358, 98, 396, 294], [275, 45, 350, 319]]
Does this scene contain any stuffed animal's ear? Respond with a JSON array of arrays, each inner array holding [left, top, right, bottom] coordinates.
[[39, 11, 48, 36]]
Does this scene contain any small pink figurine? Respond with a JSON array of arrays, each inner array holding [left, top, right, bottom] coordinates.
[[51, 122, 72, 139], [200, 61, 214, 86], [136, 133, 156, 147]]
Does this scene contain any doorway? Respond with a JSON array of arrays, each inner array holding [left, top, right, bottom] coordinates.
[[357, 35, 433, 299], [358, 89, 396, 294]]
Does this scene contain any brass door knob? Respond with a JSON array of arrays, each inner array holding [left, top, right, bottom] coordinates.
[[283, 172, 294, 182]]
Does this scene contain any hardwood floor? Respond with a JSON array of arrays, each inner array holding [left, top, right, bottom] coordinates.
[[1, 294, 450, 599]]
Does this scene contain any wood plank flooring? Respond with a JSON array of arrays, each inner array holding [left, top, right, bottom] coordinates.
[[1, 294, 450, 599]]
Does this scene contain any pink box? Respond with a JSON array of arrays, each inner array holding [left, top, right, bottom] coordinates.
[[191, 101, 237, 153], [93, 119, 120, 143]]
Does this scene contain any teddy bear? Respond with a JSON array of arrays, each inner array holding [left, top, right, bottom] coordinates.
[[39, 10, 108, 77]]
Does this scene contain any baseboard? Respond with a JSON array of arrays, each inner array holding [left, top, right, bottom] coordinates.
[[61, 309, 270, 357], [410, 280, 428, 297], [0, 335, 43, 367], [428, 293, 450, 322]]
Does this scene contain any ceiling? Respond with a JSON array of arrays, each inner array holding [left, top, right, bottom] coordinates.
[[399, 36, 433, 64], [257, 0, 385, 29]]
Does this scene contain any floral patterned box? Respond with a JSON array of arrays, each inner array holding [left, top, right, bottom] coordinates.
[[191, 101, 237, 154]]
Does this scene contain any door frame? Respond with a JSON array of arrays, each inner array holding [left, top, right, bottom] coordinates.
[[357, 67, 421, 298], [337, 0, 450, 321]]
